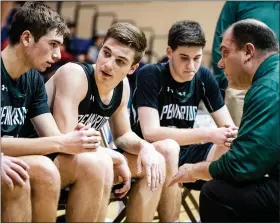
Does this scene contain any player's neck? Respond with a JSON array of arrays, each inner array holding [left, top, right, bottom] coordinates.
[[2, 45, 30, 80], [95, 80, 115, 104], [93, 63, 116, 98], [94, 77, 117, 107], [169, 62, 190, 83]]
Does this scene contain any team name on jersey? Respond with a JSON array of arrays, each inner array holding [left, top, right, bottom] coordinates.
[[160, 104, 197, 121], [78, 113, 109, 131], [1, 106, 28, 125]]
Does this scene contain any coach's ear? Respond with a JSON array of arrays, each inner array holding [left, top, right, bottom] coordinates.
[[166, 46, 173, 60], [243, 43, 255, 63]]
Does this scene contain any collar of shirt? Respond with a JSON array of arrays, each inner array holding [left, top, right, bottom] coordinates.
[[252, 53, 279, 83]]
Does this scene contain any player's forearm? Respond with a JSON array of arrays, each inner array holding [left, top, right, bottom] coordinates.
[[211, 105, 236, 128], [97, 147, 126, 164], [1, 137, 63, 157], [114, 131, 146, 155], [143, 127, 211, 146]]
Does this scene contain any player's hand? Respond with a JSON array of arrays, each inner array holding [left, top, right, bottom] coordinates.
[[1, 153, 30, 190], [137, 143, 165, 191], [113, 158, 131, 199], [60, 128, 102, 154], [74, 122, 92, 131], [208, 127, 234, 147], [224, 124, 239, 147]]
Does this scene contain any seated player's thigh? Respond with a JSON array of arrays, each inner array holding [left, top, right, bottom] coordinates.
[[54, 151, 112, 189]]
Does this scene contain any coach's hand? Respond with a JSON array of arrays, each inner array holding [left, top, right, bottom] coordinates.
[[224, 124, 238, 148], [167, 163, 196, 187], [60, 128, 102, 154], [137, 143, 164, 192], [1, 153, 30, 190]]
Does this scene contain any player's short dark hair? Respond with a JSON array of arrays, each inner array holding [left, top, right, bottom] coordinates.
[[168, 20, 206, 50], [9, 1, 69, 46]]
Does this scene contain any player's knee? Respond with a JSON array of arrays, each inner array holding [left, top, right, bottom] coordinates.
[[157, 139, 180, 163], [31, 156, 61, 193], [157, 152, 166, 177], [77, 152, 113, 184]]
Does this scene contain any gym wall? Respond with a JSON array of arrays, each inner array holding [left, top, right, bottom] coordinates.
[[47, 1, 226, 65]]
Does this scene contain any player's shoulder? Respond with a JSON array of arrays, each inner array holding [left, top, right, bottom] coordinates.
[[138, 62, 168, 80], [197, 66, 212, 75], [53, 62, 87, 82], [51, 62, 88, 92], [21, 69, 44, 86], [24, 68, 42, 79], [142, 62, 168, 72], [57, 62, 86, 75], [196, 66, 215, 80]]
